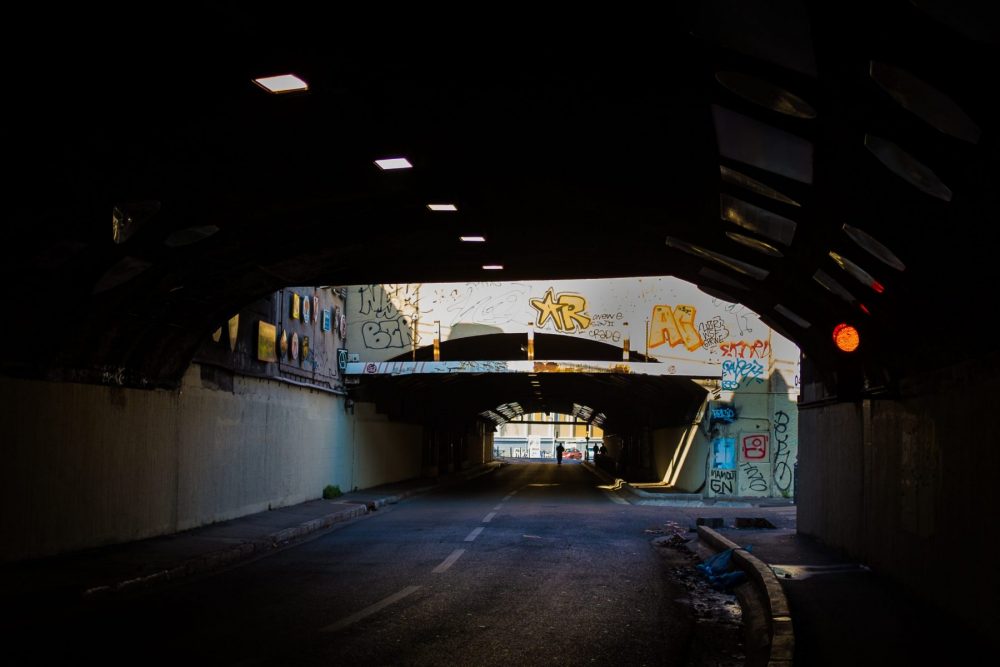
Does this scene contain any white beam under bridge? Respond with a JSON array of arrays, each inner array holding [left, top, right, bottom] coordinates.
[[345, 359, 719, 378]]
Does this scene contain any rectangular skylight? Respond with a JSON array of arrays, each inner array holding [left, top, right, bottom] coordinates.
[[375, 157, 413, 170], [253, 74, 308, 93]]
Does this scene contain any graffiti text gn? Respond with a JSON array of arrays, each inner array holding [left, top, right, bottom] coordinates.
[[530, 288, 592, 332], [710, 468, 736, 495], [649, 304, 703, 351]]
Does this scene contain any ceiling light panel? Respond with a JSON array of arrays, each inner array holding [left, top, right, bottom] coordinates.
[[375, 157, 413, 170], [253, 74, 308, 93]]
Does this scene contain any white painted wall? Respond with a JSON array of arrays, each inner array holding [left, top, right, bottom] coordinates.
[[174, 369, 352, 530], [346, 279, 799, 378], [0, 364, 423, 562], [352, 401, 423, 490]]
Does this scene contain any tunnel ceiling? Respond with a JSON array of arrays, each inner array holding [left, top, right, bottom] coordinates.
[[2, 4, 998, 391]]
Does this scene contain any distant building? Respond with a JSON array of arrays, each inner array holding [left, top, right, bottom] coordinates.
[[494, 413, 602, 459]]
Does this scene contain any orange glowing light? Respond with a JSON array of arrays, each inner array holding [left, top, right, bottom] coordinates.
[[833, 323, 860, 352]]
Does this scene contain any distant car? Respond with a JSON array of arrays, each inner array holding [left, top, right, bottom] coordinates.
[[564, 448, 582, 460]]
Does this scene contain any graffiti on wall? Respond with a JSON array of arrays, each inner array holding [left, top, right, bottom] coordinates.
[[346, 280, 801, 390], [741, 433, 769, 461], [713, 299, 755, 337], [720, 339, 771, 359], [356, 284, 417, 350], [711, 436, 736, 470], [698, 316, 730, 347], [773, 410, 794, 493], [649, 305, 703, 351], [710, 405, 738, 425], [439, 283, 529, 324], [530, 288, 592, 332], [361, 320, 413, 349], [721, 359, 766, 390], [358, 284, 411, 319], [710, 468, 737, 495], [739, 462, 771, 495]]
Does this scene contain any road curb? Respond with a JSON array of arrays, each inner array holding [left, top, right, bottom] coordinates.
[[581, 462, 704, 502], [697, 525, 794, 667]]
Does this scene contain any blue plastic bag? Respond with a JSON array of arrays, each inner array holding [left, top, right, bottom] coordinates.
[[695, 546, 753, 591], [697, 548, 734, 576], [710, 569, 747, 591]]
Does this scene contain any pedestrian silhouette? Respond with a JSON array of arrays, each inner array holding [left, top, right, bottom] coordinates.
[[556, 442, 565, 465]]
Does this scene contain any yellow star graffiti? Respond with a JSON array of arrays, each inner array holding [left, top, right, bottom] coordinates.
[[530, 288, 592, 332]]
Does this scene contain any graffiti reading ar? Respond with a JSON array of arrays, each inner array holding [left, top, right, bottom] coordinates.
[[530, 288, 592, 332]]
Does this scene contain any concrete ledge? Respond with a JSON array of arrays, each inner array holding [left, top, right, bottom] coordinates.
[[697, 525, 795, 667]]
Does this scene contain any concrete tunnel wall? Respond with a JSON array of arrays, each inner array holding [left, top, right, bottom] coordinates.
[[798, 352, 1000, 638], [0, 364, 425, 562], [641, 350, 799, 496]]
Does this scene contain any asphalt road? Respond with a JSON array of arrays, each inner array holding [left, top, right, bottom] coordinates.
[[12, 462, 736, 666]]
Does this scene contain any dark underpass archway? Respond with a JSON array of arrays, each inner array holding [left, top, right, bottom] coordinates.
[[2, 2, 999, 644]]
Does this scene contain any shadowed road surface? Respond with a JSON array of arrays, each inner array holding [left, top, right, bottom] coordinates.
[[12, 463, 717, 666]]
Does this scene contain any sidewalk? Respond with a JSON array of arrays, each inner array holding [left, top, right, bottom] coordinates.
[[1, 462, 503, 606], [582, 460, 991, 664], [705, 528, 992, 666]]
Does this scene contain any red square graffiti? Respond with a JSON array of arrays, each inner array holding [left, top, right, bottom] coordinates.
[[742, 433, 768, 460]]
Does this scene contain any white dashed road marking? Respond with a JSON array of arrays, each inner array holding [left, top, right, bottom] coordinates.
[[321, 586, 421, 633], [464, 527, 484, 542], [432, 549, 466, 573], [482, 512, 497, 523]]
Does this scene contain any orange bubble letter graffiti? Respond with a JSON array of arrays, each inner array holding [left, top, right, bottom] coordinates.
[[649, 304, 703, 351]]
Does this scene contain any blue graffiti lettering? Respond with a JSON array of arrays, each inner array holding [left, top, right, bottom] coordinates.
[[721, 359, 765, 388]]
